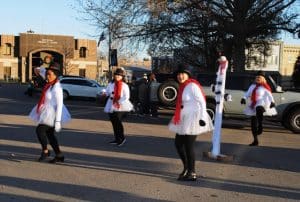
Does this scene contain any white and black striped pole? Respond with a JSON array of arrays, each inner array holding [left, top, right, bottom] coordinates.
[[211, 56, 228, 157], [204, 56, 233, 161]]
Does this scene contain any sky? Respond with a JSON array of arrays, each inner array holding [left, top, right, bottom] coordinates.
[[0, 0, 299, 49], [0, 0, 97, 39]]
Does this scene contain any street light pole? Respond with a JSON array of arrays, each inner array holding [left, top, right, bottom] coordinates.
[[108, 19, 112, 80]]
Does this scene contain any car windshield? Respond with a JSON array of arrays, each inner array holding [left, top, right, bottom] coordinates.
[[89, 80, 100, 87]]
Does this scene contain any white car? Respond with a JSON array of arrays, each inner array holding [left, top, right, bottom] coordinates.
[[60, 76, 106, 100]]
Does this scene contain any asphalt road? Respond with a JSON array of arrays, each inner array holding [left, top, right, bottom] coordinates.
[[0, 83, 300, 202]]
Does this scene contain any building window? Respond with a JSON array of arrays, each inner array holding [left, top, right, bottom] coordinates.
[[4, 43, 12, 55], [4, 66, 11, 80], [75, 39, 78, 50], [79, 47, 87, 58], [79, 69, 86, 77]]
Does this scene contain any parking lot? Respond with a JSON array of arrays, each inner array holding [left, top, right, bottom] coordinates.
[[0, 83, 300, 201]]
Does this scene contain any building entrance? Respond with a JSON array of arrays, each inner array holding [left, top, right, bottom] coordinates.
[[29, 50, 63, 80]]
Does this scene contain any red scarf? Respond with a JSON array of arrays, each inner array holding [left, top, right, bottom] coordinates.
[[113, 80, 123, 109], [250, 83, 271, 108], [173, 79, 206, 124], [37, 79, 58, 113]]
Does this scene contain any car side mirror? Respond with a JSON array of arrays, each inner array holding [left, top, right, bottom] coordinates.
[[276, 86, 283, 92]]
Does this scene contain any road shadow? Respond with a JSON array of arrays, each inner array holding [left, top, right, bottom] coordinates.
[[0, 143, 174, 180], [166, 176, 300, 200], [1, 144, 299, 201], [0, 193, 56, 202], [0, 123, 300, 173], [0, 176, 169, 202]]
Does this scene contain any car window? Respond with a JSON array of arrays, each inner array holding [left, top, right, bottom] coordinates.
[[225, 75, 253, 91], [60, 79, 84, 85], [84, 80, 96, 87], [60, 79, 77, 85], [197, 74, 216, 86], [90, 80, 101, 87], [266, 76, 276, 92], [75, 80, 90, 86]]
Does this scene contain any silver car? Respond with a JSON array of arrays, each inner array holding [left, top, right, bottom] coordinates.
[[60, 76, 106, 100]]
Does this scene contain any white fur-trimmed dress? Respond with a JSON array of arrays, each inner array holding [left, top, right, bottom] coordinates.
[[243, 84, 277, 116], [104, 81, 133, 113], [168, 83, 213, 135], [29, 82, 71, 127]]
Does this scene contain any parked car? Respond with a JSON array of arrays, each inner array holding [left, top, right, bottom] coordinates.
[[60, 76, 106, 100], [150, 71, 300, 134]]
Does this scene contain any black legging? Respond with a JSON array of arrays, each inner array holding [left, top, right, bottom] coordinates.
[[108, 112, 127, 142], [175, 134, 197, 173], [251, 106, 265, 141], [36, 124, 61, 155]]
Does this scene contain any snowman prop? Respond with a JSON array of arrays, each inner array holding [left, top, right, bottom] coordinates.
[[211, 56, 232, 158]]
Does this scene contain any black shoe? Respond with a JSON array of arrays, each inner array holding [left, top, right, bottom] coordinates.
[[38, 151, 50, 162], [49, 155, 64, 164], [182, 172, 197, 181], [249, 141, 259, 146], [117, 138, 126, 147], [177, 169, 188, 180], [109, 140, 118, 145]]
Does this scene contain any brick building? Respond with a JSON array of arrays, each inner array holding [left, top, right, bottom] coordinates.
[[281, 44, 300, 75], [245, 41, 300, 76], [0, 32, 97, 82]]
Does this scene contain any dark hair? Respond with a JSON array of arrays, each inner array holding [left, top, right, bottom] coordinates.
[[114, 68, 125, 77], [256, 70, 265, 77], [176, 63, 191, 77], [47, 62, 61, 77]]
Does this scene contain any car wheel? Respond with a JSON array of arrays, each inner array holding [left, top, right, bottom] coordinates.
[[63, 90, 69, 100], [285, 109, 300, 134], [157, 81, 179, 106], [206, 102, 216, 122]]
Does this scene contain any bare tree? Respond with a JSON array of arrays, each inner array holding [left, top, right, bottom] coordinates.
[[74, 0, 299, 72], [208, 0, 298, 71], [61, 42, 76, 75]]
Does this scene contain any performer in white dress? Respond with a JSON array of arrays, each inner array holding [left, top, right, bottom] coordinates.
[[168, 65, 213, 181], [103, 68, 133, 146], [29, 63, 71, 163], [241, 71, 277, 146]]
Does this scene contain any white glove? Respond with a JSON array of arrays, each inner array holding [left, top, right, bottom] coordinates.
[[55, 121, 61, 132]]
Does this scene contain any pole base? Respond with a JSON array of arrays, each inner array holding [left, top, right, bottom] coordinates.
[[202, 151, 234, 163]]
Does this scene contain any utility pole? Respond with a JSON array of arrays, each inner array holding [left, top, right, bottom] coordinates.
[[108, 19, 112, 80]]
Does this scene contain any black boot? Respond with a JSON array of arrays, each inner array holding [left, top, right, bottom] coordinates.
[[249, 140, 259, 146], [177, 169, 188, 180], [182, 172, 197, 181], [257, 125, 263, 135], [256, 107, 264, 136], [38, 151, 50, 162], [49, 154, 64, 163]]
